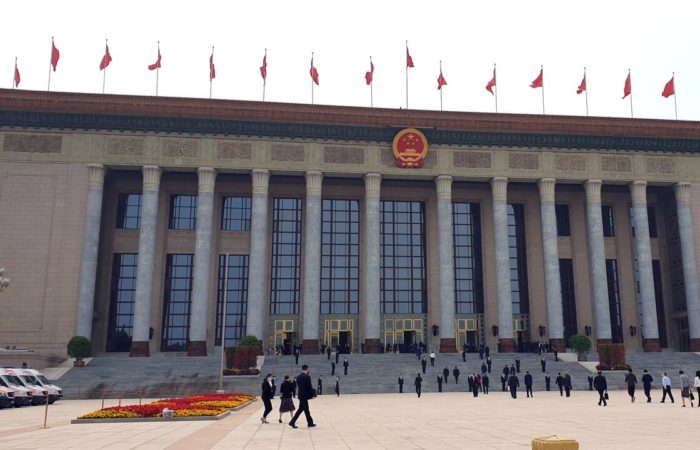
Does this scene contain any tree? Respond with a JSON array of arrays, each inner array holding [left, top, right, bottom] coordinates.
[[67, 336, 92, 367], [568, 334, 592, 361]]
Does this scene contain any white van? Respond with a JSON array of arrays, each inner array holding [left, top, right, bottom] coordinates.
[[0, 373, 32, 407], [0, 385, 15, 408], [0, 370, 46, 405], [19, 369, 63, 403]]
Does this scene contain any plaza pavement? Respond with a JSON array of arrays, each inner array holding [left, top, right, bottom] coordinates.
[[0, 390, 698, 449]]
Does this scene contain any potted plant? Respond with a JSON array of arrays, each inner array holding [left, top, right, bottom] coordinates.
[[67, 336, 92, 367], [568, 334, 591, 361]]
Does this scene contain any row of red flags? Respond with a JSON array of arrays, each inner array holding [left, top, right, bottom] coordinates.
[[12, 39, 676, 100]]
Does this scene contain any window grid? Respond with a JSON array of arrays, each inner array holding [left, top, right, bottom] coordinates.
[[270, 198, 302, 315], [221, 196, 251, 231], [606, 259, 624, 343], [652, 260, 667, 348], [161, 254, 194, 351], [215, 255, 249, 347], [380, 201, 427, 314], [321, 199, 360, 314], [559, 258, 578, 344], [452, 202, 484, 314], [116, 193, 142, 229], [508, 204, 530, 315], [106, 253, 138, 352], [602, 205, 615, 237], [555, 204, 571, 237], [169, 195, 198, 230]]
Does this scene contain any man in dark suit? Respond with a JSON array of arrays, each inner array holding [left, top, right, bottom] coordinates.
[[501, 373, 507, 392], [482, 374, 489, 394], [294, 346, 300, 365], [641, 369, 654, 403], [443, 366, 450, 384], [545, 373, 551, 391], [421, 356, 427, 374], [462, 349, 466, 362], [331, 361, 336, 376], [508, 373, 520, 399], [593, 371, 608, 406], [453, 366, 460, 384], [524, 371, 533, 398], [289, 365, 316, 428], [317, 375, 323, 395], [515, 357, 521, 373], [486, 356, 492, 373], [343, 357, 349, 375], [540, 357, 546, 373], [563, 372, 572, 397], [414, 373, 423, 398], [437, 374, 443, 392], [398, 375, 404, 393], [485, 346, 490, 358]]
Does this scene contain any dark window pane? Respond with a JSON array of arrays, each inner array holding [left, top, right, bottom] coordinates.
[[106, 253, 138, 352], [270, 198, 302, 315], [221, 196, 252, 231], [555, 204, 571, 237], [507, 204, 529, 315], [161, 254, 194, 351], [606, 259, 623, 343], [215, 255, 249, 347], [169, 195, 198, 230], [116, 194, 142, 229], [602, 205, 615, 237], [453, 202, 484, 315]]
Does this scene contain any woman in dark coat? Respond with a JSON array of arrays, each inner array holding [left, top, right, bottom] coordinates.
[[261, 373, 274, 423], [278, 375, 296, 423]]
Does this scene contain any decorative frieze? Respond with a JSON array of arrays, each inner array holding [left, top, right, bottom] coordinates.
[[324, 146, 365, 164], [646, 157, 675, 174], [106, 137, 144, 156], [601, 155, 631, 172], [508, 152, 539, 170], [271, 144, 305, 162], [217, 141, 252, 160], [555, 154, 586, 171], [453, 151, 492, 168], [162, 139, 199, 158], [2, 133, 62, 153]]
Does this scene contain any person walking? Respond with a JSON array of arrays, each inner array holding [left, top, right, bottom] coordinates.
[[661, 372, 675, 403], [641, 369, 654, 403], [482, 373, 489, 394], [694, 371, 700, 406], [510, 364, 516, 375], [278, 375, 296, 424], [624, 369, 637, 403], [545, 373, 551, 391], [524, 371, 533, 398], [679, 370, 692, 407], [554, 348, 559, 362], [467, 373, 474, 393], [429, 351, 436, 366], [437, 374, 443, 392], [555, 373, 564, 396], [326, 346, 331, 360], [486, 356, 492, 373], [294, 347, 300, 365], [563, 372, 572, 397], [508, 373, 520, 399], [472, 374, 481, 397], [317, 375, 323, 395], [453, 366, 460, 384], [501, 373, 507, 392], [398, 374, 404, 393], [462, 348, 467, 362], [593, 371, 608, 406], [334, 376, 340, 397], [485, 346, 490, 358], [343, 357, 349, 376], [414, 373, 423, 398], [331, 361, 336, 376], [587, 374, 594, 391], [421, 356, 427, 374], [481, 362, 488, 376], [335, 349, 340, 364], [515, 357, 521, 373], [540, 357, 546, 373], [443, 366, 450, 384], [479, 345, 484, 360], [260, 373, 275, 423], [288, 365, 316, 429]]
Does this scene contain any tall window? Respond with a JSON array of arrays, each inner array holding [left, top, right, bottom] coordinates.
[[169, 195, 197, 230], [606, 259, 623, 343], [452, 202, 484, 314], [321, 199, 360, 314], [161, 254, 194, 351], [221, 196, 251, 231], [602, 205, 615, 237], [270, 198, 302, 315], [559, 259, 578, 344], [380, 201, 427, 314], [215, 255, 249, 347], [652, 260, 667, 348], [555, 204, 571, 237], [106, 253, 138, 352], [508, 204, 530, 315], [116, 194, 142, 229]]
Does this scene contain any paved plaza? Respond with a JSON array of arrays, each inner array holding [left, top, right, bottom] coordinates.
[[0, 391, 698, 449]]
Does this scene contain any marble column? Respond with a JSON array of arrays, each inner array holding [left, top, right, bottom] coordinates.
[[436, 176, 456, 353], [75, 163, 106, 340], [491, 177, 515, 352], [302, 171, 323, 354], [674, 182, 700, 351], [363, 173, 383, 353], [130, 165, 162, 357], [245, 169, 270, 342], [630, 181, 661, 351], [188, 167, 217, 356], [538, 178, 565, 352], [584, 179, 612, 345]]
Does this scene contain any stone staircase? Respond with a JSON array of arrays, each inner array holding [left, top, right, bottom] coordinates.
[[53, 351, 700, 399]]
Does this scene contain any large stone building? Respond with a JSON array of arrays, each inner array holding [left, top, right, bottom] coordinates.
[[1, 89, 700, 362]]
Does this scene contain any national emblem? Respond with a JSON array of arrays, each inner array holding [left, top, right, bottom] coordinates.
[[392, 128, 429, 168]]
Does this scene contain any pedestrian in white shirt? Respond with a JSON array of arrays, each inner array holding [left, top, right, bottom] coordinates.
[[661, 372, 675, 404], [693, 371, 700, 405]]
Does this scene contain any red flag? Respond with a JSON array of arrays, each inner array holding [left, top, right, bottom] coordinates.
[[662, 75, 674, 98], [13, 63, 20, 88], [260, 53, 267, 81], [50, 40, 60, 72], [576, 73, 587, 94], [99, 44, 112, 70], [148, 47, 161, 71], [310, 56, 319, 85], [365, 60, 374, 85], [485, 68, 496, 95], [530, 68, 543, 88], [622, 72, 631, 99], [209, 52, 216, 80], [406, 47, 414, 68], [437, 69, 447, 90]]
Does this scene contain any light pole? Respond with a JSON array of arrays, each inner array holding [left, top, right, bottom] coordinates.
[[217, 255, 230, 393], [0, 268, 9, 292]]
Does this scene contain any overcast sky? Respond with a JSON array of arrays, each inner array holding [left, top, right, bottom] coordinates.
[[2, 0, 698, 121]]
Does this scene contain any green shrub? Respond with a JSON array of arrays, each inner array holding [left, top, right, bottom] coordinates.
[[568, 334, 591, 360], [238, 335, 259, 347], [67, 336, 92, 359]]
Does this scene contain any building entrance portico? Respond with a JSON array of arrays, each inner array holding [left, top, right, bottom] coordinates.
[[455, 316, 483, 351], [383, 317, 425, 352], [323, 318, 355, 353]]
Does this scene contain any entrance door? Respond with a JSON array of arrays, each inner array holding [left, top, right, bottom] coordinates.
[[284, 332, 297, 355], [339, 331, 350, 353], [403, 330, 416, 346]]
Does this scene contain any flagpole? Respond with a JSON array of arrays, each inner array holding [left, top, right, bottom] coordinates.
[[155, 41, 160, 96], [102, 39, 108, 94], [13, 57, 17, 89], [262, 49, 267, 102], [540, 65, 545, 115], [405, 40, 409, 109], [311, 51, 314, 105], [494, 63, 498, 113], [48, 37, 53, 91], [628, 68, 633, 118], [673, 72, 677, 120], [210, 46, 214, 99], [439, 60, 443, 111], [369, 56, 373, 108], [584, 67, 589, 117]]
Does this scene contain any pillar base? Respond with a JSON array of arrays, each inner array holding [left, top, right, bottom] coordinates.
[[187, 341, 207, 356], [549, 338, 566, 352], [364, 339, 383, 354], [642, 339, 661, 352], [596, 338, 612, 346], [129, 341, 150, 357], [439, 338, 457, 353], [690, 338, 700, 352], [498, 338, 516, 353], [302, 339, 319, 355]]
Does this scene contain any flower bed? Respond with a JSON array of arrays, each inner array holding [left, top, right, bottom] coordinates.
[[77, 393, 255, 420], [223, 367, 260, 376]]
